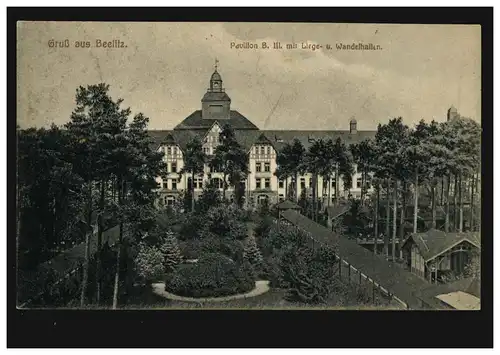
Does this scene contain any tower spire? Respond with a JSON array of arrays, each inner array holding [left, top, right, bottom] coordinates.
[[215, 58, 219, 71]]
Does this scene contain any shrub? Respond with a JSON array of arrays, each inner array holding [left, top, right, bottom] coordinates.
[[178, 239, 203, 260], [202, 204, 247, 239], [135, 242, 165, 283], [243, 235, 264, 270], [200, 237, 244, 264], [160, 230, 182, 272], [263, 254, 287, 288], [281, 245, 339, 304], [164, 253, 255, 298], [254, 216, 273, 239]]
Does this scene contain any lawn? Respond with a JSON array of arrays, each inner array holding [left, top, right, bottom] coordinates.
[[117, 284, 404, 310]]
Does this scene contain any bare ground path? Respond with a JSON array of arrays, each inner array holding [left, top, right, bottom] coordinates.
[[151, 280, 270, 303]]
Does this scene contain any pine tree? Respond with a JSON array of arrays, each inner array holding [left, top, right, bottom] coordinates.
[[243, 235, 263, 267], [160, 230, 182, 273]]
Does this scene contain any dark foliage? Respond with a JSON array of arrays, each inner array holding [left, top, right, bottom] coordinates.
[[164, 253, 255, 298], [281, 245, 339, 304]]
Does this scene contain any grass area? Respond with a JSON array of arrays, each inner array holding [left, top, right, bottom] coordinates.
[[116, 284, 404, 310]]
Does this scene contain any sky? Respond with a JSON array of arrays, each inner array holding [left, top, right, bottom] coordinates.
[[17, 22, 481, 131]]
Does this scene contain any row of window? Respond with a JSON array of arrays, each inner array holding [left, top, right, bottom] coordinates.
[[255, 162, 271, 172], [255, 178, 271, 189], [161, 146, 179, 156], [204, 135, 219, 144], [253, 145, 272, 155], [162, 179, 178, 191], [277, 177, 371, 189]]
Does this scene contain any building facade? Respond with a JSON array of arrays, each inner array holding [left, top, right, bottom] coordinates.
[[150, 67, 377, 209]]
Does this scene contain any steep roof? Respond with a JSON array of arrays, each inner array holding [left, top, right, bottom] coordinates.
[[174, 110, 259, 130], [148, 128, 377, 154], [402, 229, 481, 262], [148, 129, 205, 152], [233, 130, 266, 152], [260, 130, 377, 151]]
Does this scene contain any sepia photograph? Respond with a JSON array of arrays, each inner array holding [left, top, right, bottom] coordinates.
[[15, 19, 484, 315]]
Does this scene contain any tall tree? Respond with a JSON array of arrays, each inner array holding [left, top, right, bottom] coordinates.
[[331, 138, 350, 204], [373, 118, 410, 259], [276, 139, 306, 203], [406, 120, 438, 234], [181, 137, 206, 212], [65, 83, 131, 306], [350, 139, 376, 205], [111, 112, 166, 309], [212, 124, 249, 207], [303, 139, 329, 222]]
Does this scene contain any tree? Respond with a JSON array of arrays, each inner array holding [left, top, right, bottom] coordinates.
[[331, 138, 351, 204], [212, 124, 249, 206], [109, 111, 166, 309], [197, 179, 221, 213], [65, 83, 131, 306], [350, 139, 376, 205], [160, 230, 182, 272], [405, 120, 439, 234], [276, 139, 306, 202], [18, 126, 85, 265], [303, 139, 328, 222], [135, 242, 165, 283], [342, 200, 372, 239], [373, 118, 410, 259], [181, 137, 206, 212], [243, 235, 264, 268]]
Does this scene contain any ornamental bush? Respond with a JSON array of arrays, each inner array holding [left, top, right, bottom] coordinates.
[[135, 242, 165, 283], [159, 230, 182, 272], [164, 253, 255, 298], [243, 235, 264, 269], [281, 244, 339, 304]]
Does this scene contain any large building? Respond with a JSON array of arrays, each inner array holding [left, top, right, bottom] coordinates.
[[149, 66, 377, 208]]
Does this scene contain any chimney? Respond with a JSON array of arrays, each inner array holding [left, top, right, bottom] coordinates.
[[349, 117, 358, 134]]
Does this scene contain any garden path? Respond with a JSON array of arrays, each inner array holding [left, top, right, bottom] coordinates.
[[151, 280, 270, 303]]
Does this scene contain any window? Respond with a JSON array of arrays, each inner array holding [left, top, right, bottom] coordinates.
[[309, 178, 313, 188], [166, 196, 175, 206], [300, 178, 306, 189], [171, 180, 177, 190], [167, 146, 172, 155], [163, 181, 168, 189], [266, 146, 271, 155], [265, 178, 270, 189], [171, 162, 177, 173], [173, 146, 178, 155], [279, 194, 284, 202], [194, 178, 203, 189], [256, 178, 262, 189], [264, 162, 270, 172], [260, 146, 265, 155], [279, 179, 284, 188], [212, 178, 223, 189], [331, 178, 336, 188], [203, 147, 209, 155], [356, 177, 362, 189], [256, 162, 262, 172]]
